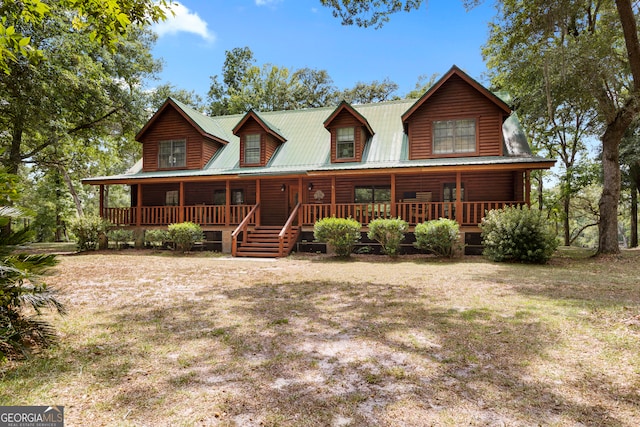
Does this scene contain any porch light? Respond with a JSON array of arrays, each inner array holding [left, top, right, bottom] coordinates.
[[307, 182, 313, 191], [281, 184, 286, 192]]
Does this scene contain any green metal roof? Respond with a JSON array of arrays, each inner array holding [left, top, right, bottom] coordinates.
[[170, 97, 233, 143], [85, 97, 553, 183]]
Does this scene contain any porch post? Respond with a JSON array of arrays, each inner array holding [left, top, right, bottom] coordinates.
[[298, 176, 303, 226], [99, 184, 104, 218], [455, 171, 462, 224], [525, 170, 531, 205], [225, 180, 231, 226], [256, 179, 261, 227], [179, 181, 185, 222], [391, 174, 397, 217], [331, 176, 336, 216], [136, 183, 143, 227]]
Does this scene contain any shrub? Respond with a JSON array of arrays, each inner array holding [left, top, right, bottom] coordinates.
[[480, 205, 558, 264], [68, 215, 110, 251], [0, 216, 65, 359], [107, 229, 133, 250], [367, 218, 408, 257], [313, 217, 361, 257], [168, 222, 204, 253], [414, 218, 462, 258], [145, 229, 169, 249]]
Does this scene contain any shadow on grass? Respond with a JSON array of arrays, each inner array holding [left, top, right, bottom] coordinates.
[[38, 278, 628, 425], [2, 252, 638, 425]]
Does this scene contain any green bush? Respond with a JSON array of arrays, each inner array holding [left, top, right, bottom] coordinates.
[[414, 218, 462, 258], [168, 222, 204, 253], [0, 215, 65, 360], [367, 218, 408, 257], [68, 215, 110, 251], [480, 205, 558, 264], [107, 229, 133, 250], [314, 217, 361, 257], [145, 229, 169, 249]]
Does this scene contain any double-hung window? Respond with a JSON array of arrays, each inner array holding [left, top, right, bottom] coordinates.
[[158, 139, 186, 168], [244, 134, 261, 164], [433, 119, 476, 154], [336, 127, 355, 159]]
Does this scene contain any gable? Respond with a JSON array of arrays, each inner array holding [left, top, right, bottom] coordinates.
[[402, 69, 511, 160], [140, 106, 222, 171]]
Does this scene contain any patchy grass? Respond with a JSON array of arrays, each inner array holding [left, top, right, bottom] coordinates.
[[1, 249, 639, 426]]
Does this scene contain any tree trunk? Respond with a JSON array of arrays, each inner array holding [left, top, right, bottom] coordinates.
[[597, 129, 623, 254], [631, 164, 639, 248], [563, 194, 571, 246], [59, 165, 84, 217]]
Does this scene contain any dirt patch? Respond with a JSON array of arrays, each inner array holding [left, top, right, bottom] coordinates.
[[1, 250, 639, 426]]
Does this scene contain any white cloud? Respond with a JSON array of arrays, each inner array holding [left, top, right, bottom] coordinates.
[[153, 2, 215, 42], [255, 0, 283, 6]]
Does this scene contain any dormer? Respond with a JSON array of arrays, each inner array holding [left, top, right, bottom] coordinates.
[[324, 101, 374, 163], [137, 98, 230, 172], [401, 66, 511, 160], [233, 110, 286, 167]]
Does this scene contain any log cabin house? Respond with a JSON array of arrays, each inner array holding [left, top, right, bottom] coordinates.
[[83, 66, 555, 257]]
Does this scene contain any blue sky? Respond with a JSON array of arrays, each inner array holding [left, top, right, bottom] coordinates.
[[150, 0, 497, 101]]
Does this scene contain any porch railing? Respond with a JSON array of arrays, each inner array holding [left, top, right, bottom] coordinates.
[[103, 200, 525, 228], [301, 201, 525, 227], [103, 204, 254, 227]]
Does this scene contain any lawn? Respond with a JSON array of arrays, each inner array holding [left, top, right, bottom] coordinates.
[[1, 249, 639, 426]]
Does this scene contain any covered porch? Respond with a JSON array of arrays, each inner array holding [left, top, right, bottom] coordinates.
[[92, 166, 533, 256]]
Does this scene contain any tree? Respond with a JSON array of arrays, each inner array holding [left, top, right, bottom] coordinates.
[[0, 4, 161, 216], [207, 46, 401, 115], [337, 78, 399, 104], [0, 171, 65, 359], [483, 31, 599, 246], [147, 83, 205, 113], [0, 0, 171, 74], [405, 73, 439, 99], [483, 0, 640, 254], [621, 122, 640, 247], [322, 0, 640, 255]]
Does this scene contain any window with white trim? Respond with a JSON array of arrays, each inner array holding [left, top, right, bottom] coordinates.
[[433, 119, 476, 154], [158, 139, 186, 168], [336, 127, 355, 159], [244, 134, 261, 164]]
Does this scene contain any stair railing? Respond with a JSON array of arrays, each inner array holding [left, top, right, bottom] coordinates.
[[278, 202, 301, 257], [231, 203, 260, 257]]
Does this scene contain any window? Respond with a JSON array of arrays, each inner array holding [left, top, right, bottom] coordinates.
[[336, 127, 355, 159], [244, 134, 261, 164], [443, 183, 465, 202], [433, 119, 476, 154], [231, 189, 244, 205], [213, 190, 226, 205], [355, 186, 391, 204], [158, 140, 186, 168], [165, 190, 179, 206]]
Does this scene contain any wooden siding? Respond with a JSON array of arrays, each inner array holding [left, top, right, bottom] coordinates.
[[395, 171, 518, 202], [141, 183, 179, 206], [329, 110, 365, 163], [141, 107, 220, 171], [237, 119, 283, 167], [406, 75, 507, 160]]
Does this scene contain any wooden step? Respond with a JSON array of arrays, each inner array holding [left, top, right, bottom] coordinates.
[[235, 225, 299, 258]]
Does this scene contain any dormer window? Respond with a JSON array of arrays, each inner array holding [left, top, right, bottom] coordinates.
[[337, 127, 355, 159], [244, 134, 261, 164], [158, 139, 186, 168], [433, 119, 476, 154]]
